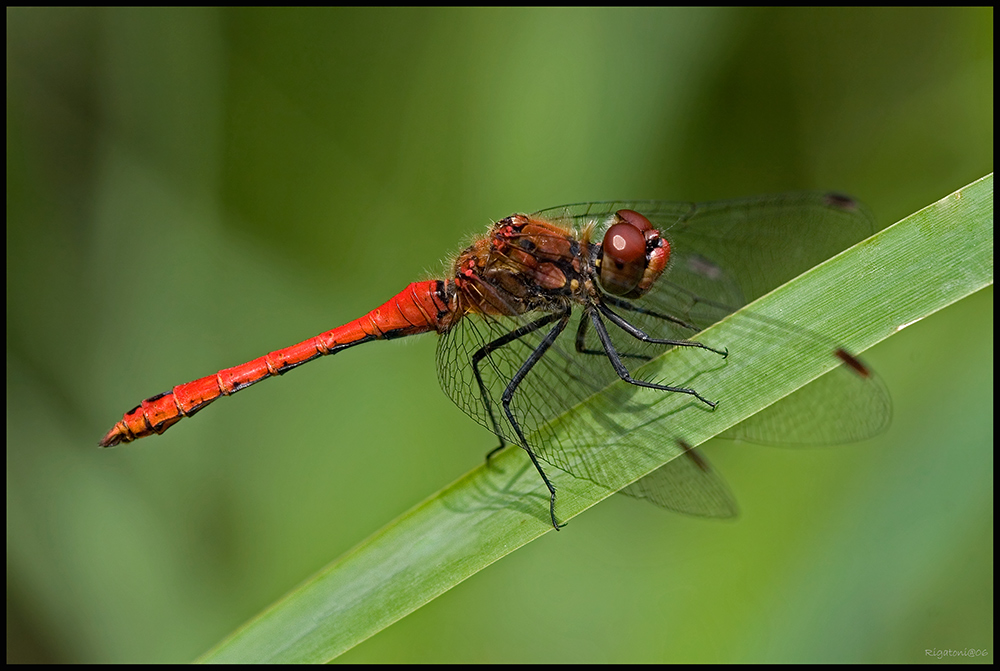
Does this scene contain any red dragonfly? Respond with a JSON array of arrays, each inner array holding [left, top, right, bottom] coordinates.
[[100, 193, 890, 529]]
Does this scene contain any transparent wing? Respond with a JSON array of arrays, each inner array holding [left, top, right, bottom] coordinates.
[[537, 192, 875, 311], [438, 193, 891, 518], [438, 305, 738, 517], [618, 447, 738, 518], [537, 193, 891, 445]]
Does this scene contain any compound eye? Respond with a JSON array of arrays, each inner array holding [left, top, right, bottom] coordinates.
[[615, 209, 653, 232], [600, 222, 647, 295]]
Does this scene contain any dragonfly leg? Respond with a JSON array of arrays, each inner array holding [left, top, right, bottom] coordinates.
[[574, 314, 651, 360], [600, 293, 702, 332], [499, 310, 572, 530], [588, 307, 719, 408], [471, 312, 564, 465], [596, 301, 728, 358]]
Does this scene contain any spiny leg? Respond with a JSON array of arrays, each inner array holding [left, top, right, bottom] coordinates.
[[471, 312, 563, 464], [576, 295, 728, 359], [500, 310, 572, 530], [596, 301, 728, 358], [588, 307, 719, 408], [601, 293, 702, 331], [575, 313, 651, 360]]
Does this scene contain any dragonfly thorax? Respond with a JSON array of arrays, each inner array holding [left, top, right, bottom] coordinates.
[[449, 214, 589, 319]]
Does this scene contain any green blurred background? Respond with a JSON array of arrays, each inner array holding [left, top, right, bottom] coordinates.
[[6, 7, 992, 663]]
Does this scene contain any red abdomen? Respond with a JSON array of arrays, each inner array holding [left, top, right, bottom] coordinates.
[[99, 280, 452, 447]]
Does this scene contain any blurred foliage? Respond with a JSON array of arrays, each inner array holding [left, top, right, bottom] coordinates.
[[7, 7, 992, 663]]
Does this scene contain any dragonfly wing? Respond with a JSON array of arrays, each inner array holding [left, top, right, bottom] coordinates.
[[440, 193, 890, 521], [438, 304, 740, 514], [438, 308, 619, 462], [724, 362, 892, 445], [620, 447, 738, 518], [540, 194, 891, 446], [539, 192, 877, 311]]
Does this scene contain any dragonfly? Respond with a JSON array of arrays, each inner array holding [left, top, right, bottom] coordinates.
[[100, 193, 891, 530]]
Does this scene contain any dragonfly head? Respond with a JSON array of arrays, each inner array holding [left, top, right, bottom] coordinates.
[[598, 209, 670, 299]]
